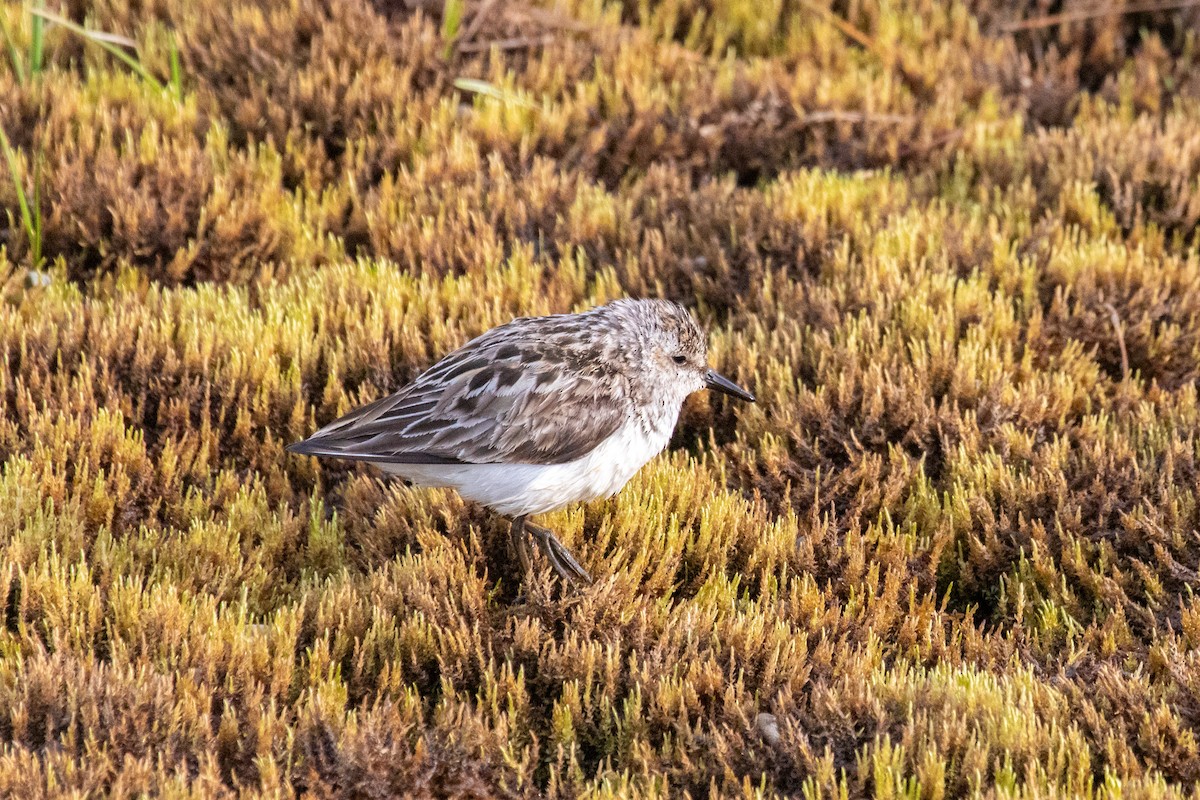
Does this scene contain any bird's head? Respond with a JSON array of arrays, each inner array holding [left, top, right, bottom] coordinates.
[[612, 298, 755, 404]]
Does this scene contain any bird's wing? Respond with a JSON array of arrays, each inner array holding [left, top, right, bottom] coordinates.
[[287, 328, 631, 465]]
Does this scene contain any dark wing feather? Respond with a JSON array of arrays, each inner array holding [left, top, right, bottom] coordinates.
[[287, 322, 630, 465]]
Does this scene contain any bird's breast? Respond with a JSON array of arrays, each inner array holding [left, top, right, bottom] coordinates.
[[576, 417, 674, 498]]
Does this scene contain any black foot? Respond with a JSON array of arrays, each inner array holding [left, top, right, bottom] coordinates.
[[509, 515, 533, 577], [507, 516, 592, 587], [526, 520, 592, 585]]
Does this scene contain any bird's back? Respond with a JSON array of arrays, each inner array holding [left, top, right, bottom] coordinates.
[[287, 307, 639, 468]]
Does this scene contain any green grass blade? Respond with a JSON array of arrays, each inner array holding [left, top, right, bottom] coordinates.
[[31, 8, 165, 93], [30, 147, 41, 266], [29, 0, 44, 77], [0, 125, 39, 266], [168, 34, 183, 100], [441, 0, 463, 58], [0, 11, 26, 85]]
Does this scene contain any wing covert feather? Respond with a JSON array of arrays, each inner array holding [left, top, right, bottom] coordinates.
[[288, 322, 631, 465]]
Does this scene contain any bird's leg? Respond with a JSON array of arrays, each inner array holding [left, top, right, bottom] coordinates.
[[525, 520, 593, 585], [508, 515, 533, 578]]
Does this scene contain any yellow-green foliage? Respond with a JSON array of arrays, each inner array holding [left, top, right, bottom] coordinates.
[[2, 0, 1200, 796]]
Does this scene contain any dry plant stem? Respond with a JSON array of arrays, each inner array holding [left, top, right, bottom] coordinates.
[[454, 0, 500, 51], [798, 0, 929, 97], [1001, 0, 1200, 32], [800, 111, 913, 126], [1104, 302, 1131, 382], [458, 35, 554, 54]]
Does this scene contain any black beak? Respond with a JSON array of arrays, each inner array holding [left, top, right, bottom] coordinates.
[[705, 369, 755, 402]]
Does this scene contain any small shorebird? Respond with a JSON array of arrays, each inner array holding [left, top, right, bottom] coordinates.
[[287, 298, 755, 585]]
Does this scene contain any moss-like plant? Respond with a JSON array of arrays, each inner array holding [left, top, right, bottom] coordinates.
[[0, 0, 1199, 797]]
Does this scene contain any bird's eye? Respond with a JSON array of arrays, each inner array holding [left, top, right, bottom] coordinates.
[[672, 354, 687, 365]]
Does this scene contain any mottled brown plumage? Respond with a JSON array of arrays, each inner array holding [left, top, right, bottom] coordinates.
[[288, 298, 754, 585]]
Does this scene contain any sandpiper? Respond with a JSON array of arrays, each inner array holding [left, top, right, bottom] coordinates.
[[287, 298, 755, 585]]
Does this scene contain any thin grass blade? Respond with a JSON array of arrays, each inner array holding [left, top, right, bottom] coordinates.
[[452, 77, 537, 109], [30, 146, 41, 266], [0, 125, 38, 265], [441, 0, 463, 58], [29, 0, 43, 77]]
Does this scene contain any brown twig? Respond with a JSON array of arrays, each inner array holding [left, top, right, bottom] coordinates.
[[799, 111, 914, 125], [797, 0, 932, 99], [454, 0, 500, 51], [454, 1, 594, 55], [457, 35, 555, 54], [523, 7, 594, 33], [1001, 0, 1200, 33], [1104, 302, 1131, 382], [797, 0, 877, 52]]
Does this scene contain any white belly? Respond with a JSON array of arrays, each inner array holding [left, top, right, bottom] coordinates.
[[379, 421, 671, 517]]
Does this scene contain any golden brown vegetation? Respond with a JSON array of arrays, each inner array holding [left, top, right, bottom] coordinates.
[[1, 0, 1200, 796]]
